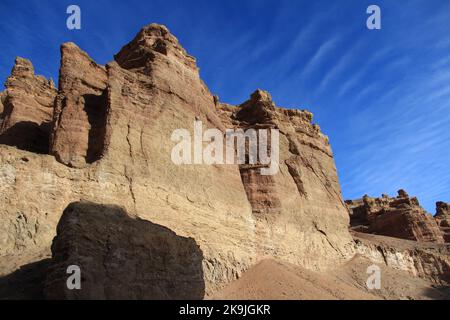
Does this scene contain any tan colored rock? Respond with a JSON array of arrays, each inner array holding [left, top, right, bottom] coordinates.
[[218, 89, 351, 251], [1, 23, 353, 297], [346, 190, 445, 243], [353, 231, 450, 284], [435, 202, 450, 243], [0, 57, 56, 153]]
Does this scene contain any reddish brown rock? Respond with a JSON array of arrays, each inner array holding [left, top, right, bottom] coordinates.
[[346, 190, 445, 243], [0, 57, 56, 153], [0, 92, 4, 116], [49, 43, 108, 168], [218, 89, 345, 223], [435, 202, 450, 243]]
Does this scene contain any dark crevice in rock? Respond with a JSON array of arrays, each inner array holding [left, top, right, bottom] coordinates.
[[0, 258, 51, 300], [0, 119, 51, 154], [83, 90, 109, 164]]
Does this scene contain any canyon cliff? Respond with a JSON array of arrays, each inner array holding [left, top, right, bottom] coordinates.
[[0, 24, 448, 299], [0, 24, 353, 297]]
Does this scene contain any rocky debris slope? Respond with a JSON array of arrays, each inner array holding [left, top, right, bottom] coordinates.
[[352, 231, 450, 285], [346, 190, 445, 243], [214, 256, 450, 300], [435, 202, 450, 243], [44, 202, 205, 299], [0, 23, 355, 295], [0, 57, 56, 154], [213, 259, 378, 300]]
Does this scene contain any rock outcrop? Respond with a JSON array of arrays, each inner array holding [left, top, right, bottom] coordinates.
[[435, 202, 450, 243], [50, 43, 108, 168], [352, 231, 450, 284], [346, 190, 445, 243], [0, 57, 56, 154], [0, 23, 354, 296], [44, 202, 205, 299], [1, 23, 448, 299]]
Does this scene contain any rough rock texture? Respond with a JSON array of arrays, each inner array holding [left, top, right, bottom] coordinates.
[[435, 202, 450, 243], [3, 23, 449, 300], [352, 232, 450, 285], [0, 24, 355, 296], [217, 89, 351, 259], [44, 202, 205, 299], [50, 43, 108, 168], [0, 91, 4, 116], [346, 190, 444, 243], [0, 57, 56, 154]]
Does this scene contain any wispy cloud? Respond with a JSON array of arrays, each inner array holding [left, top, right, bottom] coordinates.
[[299, 36, 340, 79], [316, 38, 365, 95]]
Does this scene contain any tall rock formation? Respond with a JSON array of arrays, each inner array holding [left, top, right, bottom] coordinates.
[[0, 57, 56, 154], [346, 190, 445, 243], [50, 43, 108, 167], [0, 23, 359, 296], [435, 202, 450, 243]]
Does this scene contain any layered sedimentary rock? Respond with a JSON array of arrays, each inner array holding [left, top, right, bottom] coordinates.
[[0, 23, 449, 300], [50, 43, 108, 168], [0, 57, 56, 153], [346, 190, 444, 243], [218, 89, 349, 242], [0, 92, 4, 116], [0, 23, 363, 296], [353, 232, 450, 284], [435, 202, 450, 243], [45, 202, 205, 299]]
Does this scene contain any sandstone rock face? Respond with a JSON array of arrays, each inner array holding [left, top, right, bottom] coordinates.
[[0, 23, 449, 299], [435, 202, 450, 243], [353, 232, 450, 284], [0, 57, 56, 154], [50, 43, 108, 168], [0, 23, 355, 296], [0, 92, 4, 116], [44, 202, 205, 299], [218, 89, 351, 254], [346, 190, 444, 243]]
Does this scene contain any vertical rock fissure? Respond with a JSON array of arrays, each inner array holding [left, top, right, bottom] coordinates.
[[84, 90, 109, 164]]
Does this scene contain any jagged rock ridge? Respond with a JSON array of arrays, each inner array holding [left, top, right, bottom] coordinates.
[[0, 24, 354, 296], [346, 190, 445, 243], [0, 57, 56, 154], [0, 23, 448, 298], [435, 202, 450, 243]]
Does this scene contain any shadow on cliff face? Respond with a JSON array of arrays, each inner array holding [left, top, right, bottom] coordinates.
[[0, 121, 51, 154], [422, 285, 450, 300], [0, 259, 51, 299], [83, 92, 108, 164], [44, 201, 205, 300]]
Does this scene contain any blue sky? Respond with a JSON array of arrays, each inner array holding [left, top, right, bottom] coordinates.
[[0, 0, 449, 213]]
